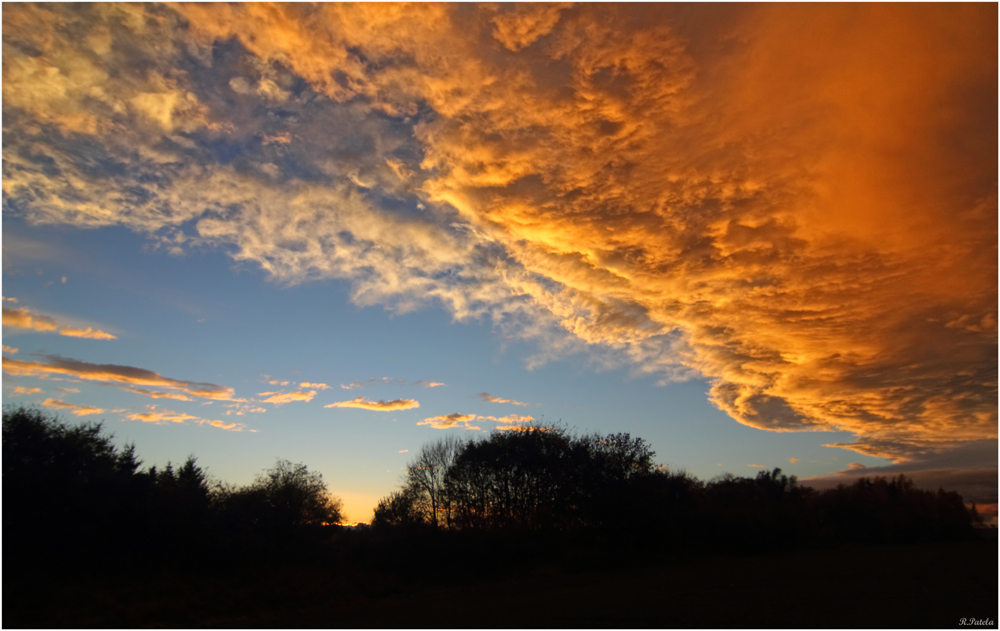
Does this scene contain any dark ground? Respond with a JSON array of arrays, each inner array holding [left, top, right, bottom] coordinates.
[[6, 538, 997, 628]]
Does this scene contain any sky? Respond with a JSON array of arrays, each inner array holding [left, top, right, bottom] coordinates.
[[2, 3, 997, 525]]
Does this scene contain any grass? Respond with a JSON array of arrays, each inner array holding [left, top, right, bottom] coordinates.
[[6, 539, 996, 628]]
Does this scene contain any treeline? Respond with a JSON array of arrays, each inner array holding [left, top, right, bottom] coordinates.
[[374, 424, 981, 552], [3, 406, 982, 575], [2, 407, 342, 571]]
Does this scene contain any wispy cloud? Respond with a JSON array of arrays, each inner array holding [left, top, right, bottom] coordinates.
[[418, 413, 480, 430], [477, 392, 528, 406], [42, 398, 105, 416], [3, 306, 116, 340], [12, 386, 42, 396], [418, 413, 535, 431], [2, 345, 18, 354], [300, 382, 330, 390], [413, 380, 446, 388], [259, 390, 317, 405], [3, 355, 238, 401], [128, 408, 200, 424], [325, 397, 420, 411], [126, 405, 248, 432]]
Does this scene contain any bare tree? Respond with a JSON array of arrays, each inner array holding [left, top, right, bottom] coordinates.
[[405, 434, 464, 528]]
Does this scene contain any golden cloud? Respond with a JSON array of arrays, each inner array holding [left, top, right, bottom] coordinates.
[[418, 413, 479, 430], [12, 386, 42, 396], [128, 408, 199, 424], [2, 345, 18, 354], [3, 4, 995, 464], [2, 306, 116, 339], [259, 390, 317, 405], [2, 355, 237, 401], [42, 398, 105, 416], [477, 393, 528, 407], [125, 406, 246, 431], [325, 396, 420, 411], [3, 307, 58, 332], [300, 382, 330, 390]]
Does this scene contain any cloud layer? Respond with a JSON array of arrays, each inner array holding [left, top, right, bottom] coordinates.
[[3, 4, 995, 463], [2, 355, 237, 401]]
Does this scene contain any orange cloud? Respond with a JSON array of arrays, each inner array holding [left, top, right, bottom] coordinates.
[[196, 419, 245, 431], [259, 390, 317, 405], [418, 413, 480, 430], [3, 306, 58, 332], [477, 393, 528, 407], [2, 3, 994, 467], [300, 382, 330, 390], [2, 306, 116, 339], [125, 406, 246, 431], [57, 326, 117, 340], [119, 385, 192, 401], [2, 355, 237, 401], [127, 408, 199, 424], [2, 297, 18, 303], [2, 345, 18, 354], [788, 457, 799, 464], [42, 398, 105, 416], [413, 381, 446, 388], [325, 397, 420, 411], [12, 386, 42, 396]]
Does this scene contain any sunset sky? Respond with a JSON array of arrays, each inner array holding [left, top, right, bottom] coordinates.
[[3, 3, 996, 524]]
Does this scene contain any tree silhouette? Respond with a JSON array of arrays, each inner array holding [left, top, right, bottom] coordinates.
[[214, 459, 343, 540], [405, 434, 464, 528]]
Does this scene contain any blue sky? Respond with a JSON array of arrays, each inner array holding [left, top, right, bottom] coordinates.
[[3, 4, 996, 523], [3, 214, 873, 521]]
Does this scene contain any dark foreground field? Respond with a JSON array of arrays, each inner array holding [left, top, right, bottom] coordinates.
[[7, 539, 996, 628]]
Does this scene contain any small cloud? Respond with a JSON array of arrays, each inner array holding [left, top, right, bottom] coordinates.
[[119, 385, 192, 401], [195, 419, 245, 432], [788, 457, 799, 464], [414, 380, 446, 388], [2, 345, 18, 354], [12, 386, 42, 396], [55, 387, 81, 394], [3, 306, 58, 332], [340, 380, 365, 390], [2, 296, 18, 303], [749, 464, 766, 468], [300, 382, 330, 390], [325, 396, 420, 411], [60, 276, 67, 284], [127, 407, 200, 424], [42, 398, 105, 416], [477, 392, 528, 406], [399, 449, 409, 453], [479, 414, 535, 425], [57, 326, 117, 340], [848, 463, 867, 471], [418, 413, 479, 430], [2, 305, 115, 339], [260, 390, 317, 405]]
